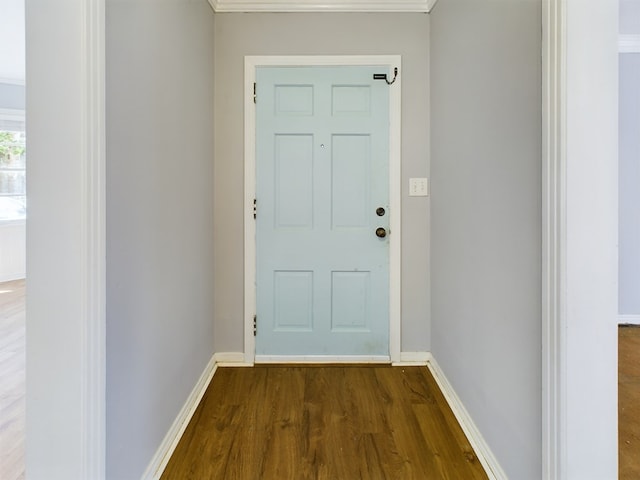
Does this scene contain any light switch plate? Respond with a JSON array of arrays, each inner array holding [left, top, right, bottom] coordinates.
[[409, 177, 429, 196]]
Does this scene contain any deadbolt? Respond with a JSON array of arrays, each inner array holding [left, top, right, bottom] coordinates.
[[376, 227, 387, 238], [376, 207, 386, 217]]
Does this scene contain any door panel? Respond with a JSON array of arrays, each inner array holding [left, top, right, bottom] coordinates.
[[332, 134, 371, 228], [274, 271, 313, 331], [274, 134, 314, 227], [331, 271, 371, 332], [256, 65, 389, 357]]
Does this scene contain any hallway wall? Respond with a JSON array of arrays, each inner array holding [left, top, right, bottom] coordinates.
[[105, 1, 216, 478], [619, 0, 640, 319], [430, 0, 542, 478], [619, 53, 640, 317], [213, 12, 431, 354]]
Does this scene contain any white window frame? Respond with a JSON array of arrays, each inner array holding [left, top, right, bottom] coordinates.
[[0, 108, 26, 226]]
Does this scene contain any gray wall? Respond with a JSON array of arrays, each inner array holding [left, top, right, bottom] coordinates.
[[106, 1, 215, 478], [620, 54, 640, 315], [621, 0, 640, 34], [619, 1, 640, 316], [213, 12, 431, 353], [430, 0, 541, 478]]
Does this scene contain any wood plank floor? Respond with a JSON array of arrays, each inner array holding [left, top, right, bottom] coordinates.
[[620, 324, 640, 479], [3, 284, 638, 479], [0, 280, 25, 480], [162, 365, 488, 480]]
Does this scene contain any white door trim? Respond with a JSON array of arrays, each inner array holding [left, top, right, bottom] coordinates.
[[541, 2, 565, 475], [80, 2, 107, 475], [542, 1, 619, 478], [244, 55, 402, 364], [209, 0, 438, 13], [26, 0, 106, 477]]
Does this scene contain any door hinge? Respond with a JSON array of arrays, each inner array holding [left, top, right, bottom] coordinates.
[[253, 315, 257, 336], [253, 82, 257, 104], [253, 198, 257, 219]]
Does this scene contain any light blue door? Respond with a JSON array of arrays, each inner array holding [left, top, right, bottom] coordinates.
[[255, 66, 390, 357]]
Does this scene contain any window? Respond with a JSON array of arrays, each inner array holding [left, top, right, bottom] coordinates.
[[0, 129, 26, 221]]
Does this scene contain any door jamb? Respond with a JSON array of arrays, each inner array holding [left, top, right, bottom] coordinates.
[[542, 1, 619, 477], [243, 55, 402, 364]]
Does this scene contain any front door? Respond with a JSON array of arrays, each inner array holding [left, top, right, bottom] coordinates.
[[255, 65, 390, 358]]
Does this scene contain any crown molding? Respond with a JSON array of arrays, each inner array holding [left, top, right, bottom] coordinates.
[[209, 0, 437, 13]]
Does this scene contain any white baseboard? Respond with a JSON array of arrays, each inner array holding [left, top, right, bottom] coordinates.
[[0, 273, 25, 283], [426, 354, 507, 480], [393, 351, 430, 365], [254, 354, 390, 364], [141, 354, 218, 480], [214, 351, 253, 366], [619, 314, 640, 325]]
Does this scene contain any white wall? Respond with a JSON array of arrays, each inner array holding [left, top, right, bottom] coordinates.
[[213, 12, 431, 354], [0, 222, 25, 281], [0, 0, 25, 82], [0, 82, 25, 110], [430, 1, 542, 478], [105, 1, 216, 478]]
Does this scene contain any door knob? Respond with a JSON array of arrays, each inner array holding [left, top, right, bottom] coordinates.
[[376, 227, 387, 238]]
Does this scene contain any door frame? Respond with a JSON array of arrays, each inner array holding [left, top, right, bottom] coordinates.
[[542, 0, 618, 477], [26, 0, 105, 477], [243, 55, 402, 364]]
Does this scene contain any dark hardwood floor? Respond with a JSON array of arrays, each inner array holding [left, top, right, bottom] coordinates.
[[162, 365, 488, 480], [0, 280, 25, 480], [3, 283, 638, 479], [620, 324, 640, 479]]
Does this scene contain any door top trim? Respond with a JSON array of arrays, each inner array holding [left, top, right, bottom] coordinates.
[[210, 0, 438, 13], [246, 55, 402, 67]]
